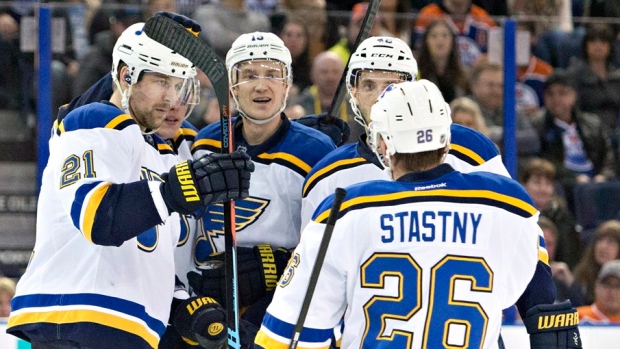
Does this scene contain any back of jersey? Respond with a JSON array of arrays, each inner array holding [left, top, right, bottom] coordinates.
[[259, 167, 542, 349]]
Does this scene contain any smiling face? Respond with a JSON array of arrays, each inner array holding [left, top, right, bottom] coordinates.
[[524, 174, 555, 210], [231, 60, 289, 121], [594, 236, 620, 266]]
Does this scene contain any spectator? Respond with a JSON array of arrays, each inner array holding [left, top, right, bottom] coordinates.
[[379, 0, 412, 44], [278, 0, 328, 59], [73, 8, 142, 97], [568, 23, 620, 133], [414, 0, 497, 68], [468, 60, 540, 156], [449, 97, 491, 137], [294, 51, 347, 119], [328, 2, 387, 64], [574, 220, 620, 304], [515, 20, 554, 118], [520, 157, 581, 268], [0, 277, 15, 318], [278, 15, 312, 93], [539, 217, 585, 306], [531, 69, 616, 208], [417, 19, 468, 103], [577, 259, 620, 324], [193, 0, 270, 60]]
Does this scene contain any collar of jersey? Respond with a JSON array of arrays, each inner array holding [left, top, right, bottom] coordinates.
[[396, 163, 455, 183], [356, 134, 384, 169], [233, 113, 291, 158]]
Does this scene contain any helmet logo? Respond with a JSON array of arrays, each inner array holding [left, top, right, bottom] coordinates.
[[170, 61, 189, 68], [247, 44, 269, 48], [371, 53, 393, 58]]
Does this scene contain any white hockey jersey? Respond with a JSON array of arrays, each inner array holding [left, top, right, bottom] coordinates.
[[7, 102, 182, 349], [301, 123, 511, 230], [256, 164, 548, 349], [190, 115, 335, 266]]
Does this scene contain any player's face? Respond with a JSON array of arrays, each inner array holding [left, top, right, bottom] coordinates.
[[594, 235, 620, 266], [427, 22, 453, 60], [157, 101, 189, 140], [352, 70, 408, 124], [129, 72, 188, 131], [523, 174, 554, 210], [231, 60, 288, 122]]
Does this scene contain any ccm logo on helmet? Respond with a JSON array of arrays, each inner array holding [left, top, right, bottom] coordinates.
[[174, 162, 200, 202], [371, 53, 393, 58], [170, 61, 189, 68]]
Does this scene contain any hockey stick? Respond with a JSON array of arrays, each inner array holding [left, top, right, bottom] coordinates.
[[289, 187, 347, 349], [326, 0, 382, 123], [143, 16, 241, 349]]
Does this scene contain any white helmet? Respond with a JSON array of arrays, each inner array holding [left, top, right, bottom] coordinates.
[[225, 32, 292, 124], [112, 23, 197, 85], [111, 23, 199, 127], [347, 36, 418, 128], [369, 79, 451, 158], [226, 32, 292, 82]]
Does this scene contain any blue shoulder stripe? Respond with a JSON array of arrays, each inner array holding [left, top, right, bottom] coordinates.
[[302, 143, 364, 197], [449, 124, 498, 166], [260, 312, 332, 344], [60, 103, 135, 134]]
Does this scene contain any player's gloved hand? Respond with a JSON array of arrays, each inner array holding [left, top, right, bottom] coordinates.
[[523, 300, 582, 349], [295, 113, 350, 146], [160, 151, 254, 215], [187, 245, 291, 307], [172, 297, 227, 349], [154, 11, 201, 36]]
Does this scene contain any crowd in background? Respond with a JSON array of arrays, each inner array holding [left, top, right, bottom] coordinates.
[[0, 0, 620, 324]]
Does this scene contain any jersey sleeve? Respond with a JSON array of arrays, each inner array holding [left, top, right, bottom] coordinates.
[[255, 220, 347, 349], [501, 214, 549, 309], [300, 178, 332, 232], [52, 120, 167, 246]]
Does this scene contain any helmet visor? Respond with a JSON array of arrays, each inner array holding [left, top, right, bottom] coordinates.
[[351, 70, 411, 99], [138, 71, 200, 107], [231, 60, 288, 89]]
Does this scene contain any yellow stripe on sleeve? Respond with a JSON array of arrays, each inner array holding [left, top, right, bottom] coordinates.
[[303, 158, 366, 195], [254, 331, 329, 349], [258, 152, 311, 174], [450, 144, 485, 165], [82, 183, 112, 243], [105, 114, 133, 130], [192, 138, 221, 152], [8, 309, 159, 348]]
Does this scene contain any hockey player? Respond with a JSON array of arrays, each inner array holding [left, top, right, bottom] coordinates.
[[256, 80, 582, 349], [187, 32, 336, 326], [6, 22, 254, 349], [301, 36, 511, 231]]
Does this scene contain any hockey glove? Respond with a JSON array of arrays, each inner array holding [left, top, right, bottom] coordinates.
[[295, 113, 350, 146], [187, 244, 291, 307], [523, 300, 582, 349], [172, 296, 227, 349], [154, 11, 201, 36], [160, 151, 254, 215]]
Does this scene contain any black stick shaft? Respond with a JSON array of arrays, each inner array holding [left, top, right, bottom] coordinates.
[[326, 0, 382, 122], [289, 188, 347, 349]]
